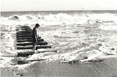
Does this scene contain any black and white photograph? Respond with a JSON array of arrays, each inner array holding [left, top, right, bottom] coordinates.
[[0, 0, 117, 77]]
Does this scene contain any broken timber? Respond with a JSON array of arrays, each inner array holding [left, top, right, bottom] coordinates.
[[16, 26, 56, 57]]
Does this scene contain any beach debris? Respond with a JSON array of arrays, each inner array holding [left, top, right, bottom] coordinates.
[[16, 73, 24, 76]]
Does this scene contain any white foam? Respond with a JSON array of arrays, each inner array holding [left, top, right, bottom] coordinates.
[[99, 25, 117, 31]]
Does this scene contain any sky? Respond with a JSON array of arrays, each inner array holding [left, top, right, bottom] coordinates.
[[1, 0, 117, 11]]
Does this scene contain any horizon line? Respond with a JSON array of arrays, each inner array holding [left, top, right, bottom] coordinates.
[[1, 10, 117, 12]]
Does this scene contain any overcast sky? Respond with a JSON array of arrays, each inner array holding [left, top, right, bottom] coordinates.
[[1, 0, 117, 11]]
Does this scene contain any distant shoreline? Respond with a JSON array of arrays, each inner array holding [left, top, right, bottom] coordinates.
[[1, 10, 117, 13]]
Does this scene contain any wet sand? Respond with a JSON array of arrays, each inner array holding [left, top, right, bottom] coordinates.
[[1, 58, 117, 77]]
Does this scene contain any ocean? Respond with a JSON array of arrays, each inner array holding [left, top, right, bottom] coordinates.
[[0, 11, 117, 77], [1, 10, 117, 17]]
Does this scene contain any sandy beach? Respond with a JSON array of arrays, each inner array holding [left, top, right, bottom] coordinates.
[[1, 58, 117, 77]]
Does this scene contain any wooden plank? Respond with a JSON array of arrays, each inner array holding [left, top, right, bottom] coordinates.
[[17, 35, 33, 37], [17, 39, 44, 42], [17, 38, 42, 41], [17, 45, 51, 49], [17, 42, 48, 46], [17, 30, 32, 32], [22, 26, 32, 32], [17, 35, 32, 37], [17, 37, 33, 39], [17, 32, 32, 35], [17, 51, 34, 57], [17, 37, 41, 39], [17, 34, 32, 37], [17, 59, 45, 64], [17, 45, 51, 48], [17, 38, 33, 40]]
